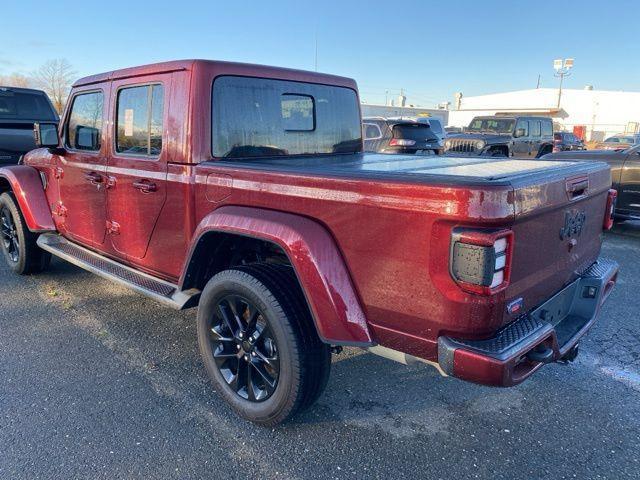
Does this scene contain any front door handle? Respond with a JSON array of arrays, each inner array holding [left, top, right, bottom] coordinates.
[[132, 180, 157, 193], [84, 171, 103, 185]]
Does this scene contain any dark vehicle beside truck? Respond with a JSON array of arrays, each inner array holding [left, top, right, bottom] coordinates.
[[0, 60, 618, 426], [553, 132, 586, 152], [363, 117, 442, 154], [544, 143, 640, 220], [0, 87, 58, 165], [444, 115, 554, 158]]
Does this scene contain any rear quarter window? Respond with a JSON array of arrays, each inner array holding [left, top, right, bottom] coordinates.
[[212, 76, 362, 158]]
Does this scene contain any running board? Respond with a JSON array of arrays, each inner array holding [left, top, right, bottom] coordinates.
[[37, 233, 200, 310]]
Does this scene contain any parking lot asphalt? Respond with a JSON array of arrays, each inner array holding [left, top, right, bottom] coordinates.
[[1, 224, 639, 480]]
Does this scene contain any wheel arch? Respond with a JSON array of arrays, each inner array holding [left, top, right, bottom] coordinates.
[[0, 166, 55, 232], [180, 206, 373, 347]]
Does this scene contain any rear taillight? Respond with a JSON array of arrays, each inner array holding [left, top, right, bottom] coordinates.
[[389, 138, 416, 147], [603, 189, 617, 230], [450, 228, 513, 295]]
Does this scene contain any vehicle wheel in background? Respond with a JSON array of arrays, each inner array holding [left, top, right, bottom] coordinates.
[[0, 192, 51, 274], [197, 263, 331, 426]]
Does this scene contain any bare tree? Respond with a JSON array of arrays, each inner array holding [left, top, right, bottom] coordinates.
[[31, 59, 76, 113], [0, 73, 32, 88]]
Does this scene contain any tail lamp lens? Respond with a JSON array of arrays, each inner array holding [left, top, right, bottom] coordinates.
[[450, 229, 513, 295], [603, 189, 617, 230], [389, 138, 416, 146]]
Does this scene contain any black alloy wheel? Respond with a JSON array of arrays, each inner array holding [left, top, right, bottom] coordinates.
[[0, 205, 19, 263], [208, 294, 280, 402]]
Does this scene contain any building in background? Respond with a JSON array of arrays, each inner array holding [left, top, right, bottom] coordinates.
[[447, 87, 640, 142], [360, 103, 448, 126]]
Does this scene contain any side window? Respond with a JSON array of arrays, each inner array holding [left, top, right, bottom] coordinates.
[[116, 84, 164, 156], [363, 123, 382, 140], [281, 94, 314, 131], [515, 119, 529, 137], [531, 120, 541, 137], [66, 91, 103, 151], [541, 120, 553, 136]]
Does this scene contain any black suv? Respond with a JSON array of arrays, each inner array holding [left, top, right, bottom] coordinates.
[[553, 132, 586, 152], [0, 87, 58, 166], [363, 117, 442, 154], [444, 116, 554, 158]]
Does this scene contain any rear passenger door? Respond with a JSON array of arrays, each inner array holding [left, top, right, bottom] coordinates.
[[529, 119, 542, 157], [105, 77, 169, 261]]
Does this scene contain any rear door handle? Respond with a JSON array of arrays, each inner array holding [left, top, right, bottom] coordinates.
[[84, 171, 103, 185], [133, 180, 157, 193]]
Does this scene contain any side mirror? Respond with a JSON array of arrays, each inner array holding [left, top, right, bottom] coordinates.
[[514, 128, 526, 138], [75, 125, 100, 151], [34, 122, 60, 148]]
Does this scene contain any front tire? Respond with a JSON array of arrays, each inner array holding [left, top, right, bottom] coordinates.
[[197, 263, 331, 426], [0, 192, 51, 274]]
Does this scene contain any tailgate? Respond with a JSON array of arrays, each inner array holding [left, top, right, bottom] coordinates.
[[503, 161, 611, 326]]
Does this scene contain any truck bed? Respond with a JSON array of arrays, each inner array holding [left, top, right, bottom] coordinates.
[[218, 153, 606, 186]]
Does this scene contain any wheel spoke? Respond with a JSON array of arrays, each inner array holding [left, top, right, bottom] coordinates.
[[251, 361, 277, 391], [253, 348, 277, 371], [209, 325, 234, 343], [246, 362, 257, 401], [217, 301, 241, 336]]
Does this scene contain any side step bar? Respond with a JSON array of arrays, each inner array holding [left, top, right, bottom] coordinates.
[[37, 233, 200, 310]]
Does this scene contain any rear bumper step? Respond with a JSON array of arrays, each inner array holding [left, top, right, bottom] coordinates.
[[438, 257, 619, 387], [37, 233, 200, 310]]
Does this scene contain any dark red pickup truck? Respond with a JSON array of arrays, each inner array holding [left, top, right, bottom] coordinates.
[[0, 60, 619, 426]]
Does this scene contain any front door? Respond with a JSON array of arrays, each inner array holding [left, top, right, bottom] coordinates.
[[106, 80, 168, 261], [529, 119, 542, 157], [58, 88, 110, 247], [511, 119, 530, 158]]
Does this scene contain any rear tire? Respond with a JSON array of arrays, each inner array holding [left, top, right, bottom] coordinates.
[[0, 192, 51, 274], [197, 263, 331, 426]]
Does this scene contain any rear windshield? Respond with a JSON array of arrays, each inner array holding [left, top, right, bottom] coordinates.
[[212, 76, 362, 158], [0, 89, 57, 121], [392, 123, 437, 141]]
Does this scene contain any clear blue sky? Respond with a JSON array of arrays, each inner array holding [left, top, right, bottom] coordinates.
[[2, 0, 639, 106]]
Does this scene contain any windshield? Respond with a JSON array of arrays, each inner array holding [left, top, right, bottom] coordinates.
[[392, 124, 437, 142], [467, 118, 515, 134], [0, 90, 57, 121]]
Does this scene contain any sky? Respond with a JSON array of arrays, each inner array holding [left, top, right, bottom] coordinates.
[[2, 0, 640, 107]]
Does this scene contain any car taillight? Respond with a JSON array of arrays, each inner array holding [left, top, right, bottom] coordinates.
[[450, 228, 513, 295], [603, 189, 617, 230], [389, 138, 416, 146]]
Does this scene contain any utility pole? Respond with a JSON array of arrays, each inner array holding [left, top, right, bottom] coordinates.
[[536, 74, 541, 89], [553, 58, 574, 109]]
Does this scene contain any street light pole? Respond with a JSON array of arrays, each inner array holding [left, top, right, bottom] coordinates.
[[554, 58, 574, 109]]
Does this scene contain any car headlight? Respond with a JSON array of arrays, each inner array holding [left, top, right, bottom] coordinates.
[[445, 139, 452, 149], [475, 140, 486, 150]]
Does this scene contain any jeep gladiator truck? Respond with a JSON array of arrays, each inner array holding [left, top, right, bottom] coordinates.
[[445, 115, 554, 159], [0, 87, 59, 166], [0, 60, 619, 426]]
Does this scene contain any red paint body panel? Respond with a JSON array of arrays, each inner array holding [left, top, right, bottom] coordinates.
[[186, 206, 372, 345], [15, 60, 615, 379], [0, 164, 55, 232]]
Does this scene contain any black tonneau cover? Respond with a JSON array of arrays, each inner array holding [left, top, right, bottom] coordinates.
[[215, 153, 609, 186]]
